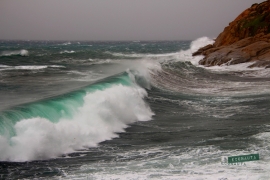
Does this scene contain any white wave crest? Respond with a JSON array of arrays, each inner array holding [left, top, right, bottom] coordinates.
[[59, 42, 71, 45], [60, 50, 75, 54], [0, 65, 10, 68], [0, 49, 29, 57], [0, 65, 65, 71], [190, 37, 215, 53], [14, 65, 48, 70], [20, 49, 29, 56], [0, 84, 154, 162]]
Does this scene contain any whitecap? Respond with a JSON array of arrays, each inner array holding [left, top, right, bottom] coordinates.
[[0, 49, 29, 57], [60, 50, 75, 54]]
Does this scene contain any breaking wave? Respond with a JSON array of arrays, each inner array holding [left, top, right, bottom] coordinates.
[[60, 50, 75, 54], [0, 72, 154, 162], [0, 50, 29, 57]]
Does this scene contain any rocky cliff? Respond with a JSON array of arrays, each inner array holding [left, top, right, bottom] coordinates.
[[193, 0, 270, 68]]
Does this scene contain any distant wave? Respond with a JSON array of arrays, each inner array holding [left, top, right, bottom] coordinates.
[[107, 51, 179, 62], [0, 49, 29, 57], [60, 50, 75, 54], [0, 65, 65, 71], [59, 42, 71, 46]]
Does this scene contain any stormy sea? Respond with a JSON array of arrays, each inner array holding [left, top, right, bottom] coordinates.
[[0, 37, 270, 179]]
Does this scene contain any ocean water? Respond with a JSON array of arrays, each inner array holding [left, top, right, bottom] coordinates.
[[0, 38, 270, 179]]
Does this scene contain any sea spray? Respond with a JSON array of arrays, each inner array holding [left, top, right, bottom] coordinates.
[[176, 37, 214, 65], [0, 72, 154, 162]]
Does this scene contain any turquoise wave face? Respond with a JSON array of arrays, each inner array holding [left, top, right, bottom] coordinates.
[[0, 72, 132, 138]]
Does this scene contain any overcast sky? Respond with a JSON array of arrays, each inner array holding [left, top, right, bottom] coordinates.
[[0, 0, 265, 41]]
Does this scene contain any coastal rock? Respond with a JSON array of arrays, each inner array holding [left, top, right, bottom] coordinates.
[[192, 44, 213, 56], [193, 0, 270, 68]]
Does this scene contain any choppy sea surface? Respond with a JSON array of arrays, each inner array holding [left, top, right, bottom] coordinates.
[[0, 38, 270, 179]]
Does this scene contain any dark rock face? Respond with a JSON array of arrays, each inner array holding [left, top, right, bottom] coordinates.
[[192, 44, 213, 56], [193, 0, 270, 68]]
